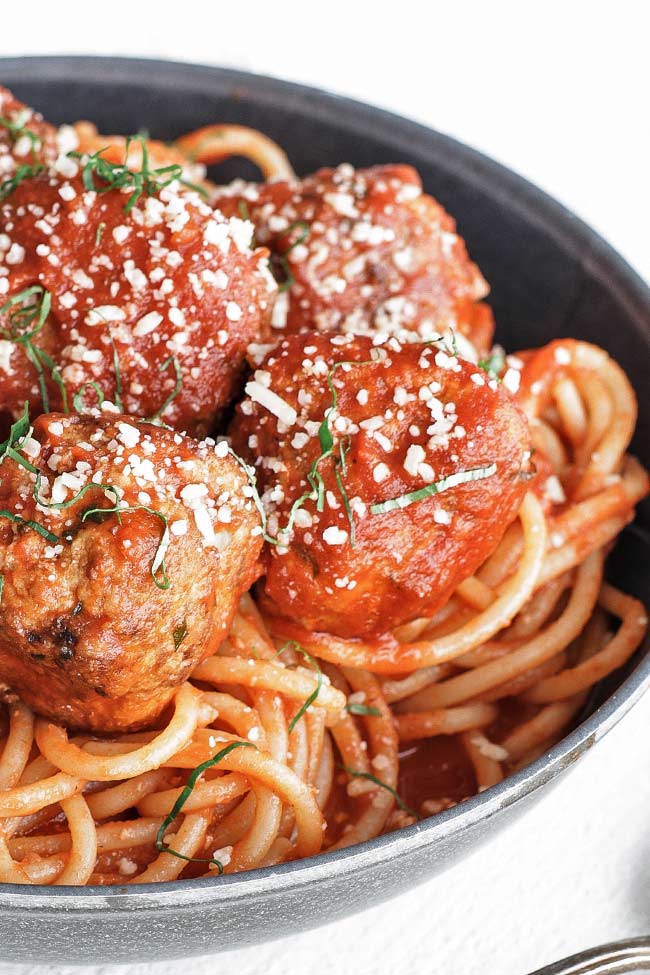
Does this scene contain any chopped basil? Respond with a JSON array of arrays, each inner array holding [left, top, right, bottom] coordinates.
[[346, 702, 382, 717], [148, 356, 183, 422], [69, 134, 207, 215], [275, 640, 323, 733], [340, 764, 419, 820], [0, 287, 63, 413], [0, 115, 40, 161], [73, 382, 105, 412], [0, 509, 59, 544], [81, 502, 171, 590], [370, 464, 497, 515], [156, 740, 256, 873], [280, 355, 377, 545], [277, 220, 310, 293], [0, 163, 43, 202], [478, 347, 506, 379], [94, 222, 107, 246]]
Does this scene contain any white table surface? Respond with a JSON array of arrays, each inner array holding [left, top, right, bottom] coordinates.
[[1, 3, 649, 973]]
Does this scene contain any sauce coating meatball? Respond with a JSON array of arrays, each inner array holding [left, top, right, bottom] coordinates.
[[0, 89, 276, 436], [214, 163, 494, 352], [0, 412, 262, 732], [230, 332, 530, 638], [0, 85, 60, 170]]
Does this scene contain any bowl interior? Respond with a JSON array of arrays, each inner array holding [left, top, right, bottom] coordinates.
[[0, 56, 649, 906]]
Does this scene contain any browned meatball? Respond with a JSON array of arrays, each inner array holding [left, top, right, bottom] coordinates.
[[0, 411, 262, 732], [230, 331, 530, 638], [214, 163, 494, 353], [0, 88, 276, 436]]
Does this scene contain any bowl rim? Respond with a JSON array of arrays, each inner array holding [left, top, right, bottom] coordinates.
[[0, 54, 648, 912]]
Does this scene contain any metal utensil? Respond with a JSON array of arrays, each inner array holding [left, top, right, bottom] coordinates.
[[530, 937, 650, 974]]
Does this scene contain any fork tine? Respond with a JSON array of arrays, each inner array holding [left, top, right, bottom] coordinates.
[[529, 937, 650, 974]]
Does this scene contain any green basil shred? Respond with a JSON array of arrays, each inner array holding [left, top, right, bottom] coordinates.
[[275, 640, 323, 733], [156, 740, 256, 872], [281, 356, 376, 546], [277, 220, 310, 293], [370, 464, 498, 515], [340, 765, 419, 820], [478, 347, 505, 379], [0, 162, 44, 202], [0, 115, 41, 161], [0, 287, 66, 413], [80, 502, 171, 590], [148, 356, 183, 422], [346, 702, 382, 717], [69, 135, 207, 215], [72, 382, 106, 412]]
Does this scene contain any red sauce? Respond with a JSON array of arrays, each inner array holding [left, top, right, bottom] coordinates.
[[323, 732, 478, 845], [398, 735, 476, 813]]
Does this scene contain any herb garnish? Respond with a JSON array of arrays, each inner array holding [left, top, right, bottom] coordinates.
[[0, 163, 44, 202], [80, 502, 171, 589], [478, 347, 505, 379], [0, 509, 59, 544], [72, 382, 105, 412], [0, 114, 40, 161], [346, 702, 382, 717], [156, 740, 256, 872], [106, 327, 124, 412], [94, 222, 107, 247], [0, 406, 172, 588], [148, 356, 182, 422], [333, 435, 355, 546], [235, 356, 377, 548], [0, 407, 119, 519], [70, 135, 207, 215], [0, 286, 66, 413], [276, 640, 323, 733], [370, 464, 497, 515], [276, 220, 310, 293], [280, 357, 376, 546], [35, 479, 121, 514], [340, 764, 419, 819], [0, 404, 35, 472], [0, 405, 59, 543], [226, 446, 278, 547]]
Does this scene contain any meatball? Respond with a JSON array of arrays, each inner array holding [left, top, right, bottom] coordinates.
[[0, 94, 276, 435], [230, 332, 530, 638], [0, 411, 262, 732], [214, 163, 494, 353]]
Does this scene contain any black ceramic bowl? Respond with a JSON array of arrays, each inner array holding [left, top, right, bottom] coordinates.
[[0, 57, 648, 967]]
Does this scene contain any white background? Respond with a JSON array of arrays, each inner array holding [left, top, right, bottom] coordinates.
[[1, 3, 649, 973]]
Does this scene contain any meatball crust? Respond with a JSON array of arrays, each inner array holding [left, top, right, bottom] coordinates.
[[214, 163, 494, 352], [230, 332, 530, 638], [0, 412, 262, 732], [0, 104, 276, 435]]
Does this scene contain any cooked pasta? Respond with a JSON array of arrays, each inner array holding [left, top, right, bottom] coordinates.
[[0, 88, 646, 885]]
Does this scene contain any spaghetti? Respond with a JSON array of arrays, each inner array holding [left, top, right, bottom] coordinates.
[[0, 114, 646, 886]]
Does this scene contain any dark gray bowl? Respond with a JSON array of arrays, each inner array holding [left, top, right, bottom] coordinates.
[[0, 56, 649, 967]]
